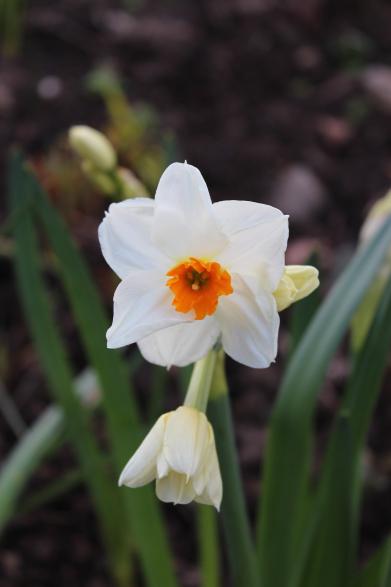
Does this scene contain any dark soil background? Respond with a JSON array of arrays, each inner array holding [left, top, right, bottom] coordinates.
[[2, 0, 391, 585]]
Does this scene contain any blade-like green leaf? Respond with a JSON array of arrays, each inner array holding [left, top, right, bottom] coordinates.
[[300, 411, 354, 587], [20, 467, 84, 515], [9, 152, 131, 585], [300, 272, 391, 587], [0, 363, 139, 537], [257, 215, 391, 587], [0, 404, 64, 535], [353, 536, 391, 587], [27, 161, 178, 587]]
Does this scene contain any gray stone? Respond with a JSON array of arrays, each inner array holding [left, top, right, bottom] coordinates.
[[270, 164, 327, 226]]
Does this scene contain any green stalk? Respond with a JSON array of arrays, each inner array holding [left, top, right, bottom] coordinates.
[[197, 506, 220, 587], [207, 351, 260, 587], [179, 357, 220, 587], [184, 351, 217, 412]]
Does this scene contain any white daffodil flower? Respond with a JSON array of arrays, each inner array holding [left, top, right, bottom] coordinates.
[[99, 162, 289, 368], [119, 406, 222, 510]]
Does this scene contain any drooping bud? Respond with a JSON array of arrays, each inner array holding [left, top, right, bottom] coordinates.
[[119, 406, 222, 510], [274, 265, 319, 311], [69, 125, 117, 171]]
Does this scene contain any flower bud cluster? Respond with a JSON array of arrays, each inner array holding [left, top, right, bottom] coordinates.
[[69, 125, 147, 199]]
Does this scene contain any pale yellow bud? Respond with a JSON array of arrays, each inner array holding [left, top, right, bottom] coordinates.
[[273, 273, 297, 312], [69, 125, 116, 171], [274, 265, 319, 311]]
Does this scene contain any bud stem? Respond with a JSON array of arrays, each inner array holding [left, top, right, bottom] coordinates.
[[207, 353, 260, 587], [184, 350, 217, 412]]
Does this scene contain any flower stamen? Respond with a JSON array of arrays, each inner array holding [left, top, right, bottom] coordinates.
[[167, 257, 233, 320]]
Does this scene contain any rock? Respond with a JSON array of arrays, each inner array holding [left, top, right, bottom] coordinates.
[[270, 164, 327, 226], [361, 65, 391, 114]]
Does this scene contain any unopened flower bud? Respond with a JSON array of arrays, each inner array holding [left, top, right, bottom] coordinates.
[[69, 125, 116, 171], [119, 406, 222, 510], [274, 265, 319, 311]]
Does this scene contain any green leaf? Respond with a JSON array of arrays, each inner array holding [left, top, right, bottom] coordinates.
[[256, 215, 391, 587], [20, 467, 84, 515], [27, 160, 178, 587], [352, 536, 391, 587], [9, 152, 131, 586], [0, 404, 64, 535], [0, 364, 140, 536], [300, 411, 354, 587], [301, 272, 391, 587]]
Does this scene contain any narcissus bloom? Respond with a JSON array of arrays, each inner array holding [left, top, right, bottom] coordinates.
[[119, 406, 222, 510], [99, 162, 289, 368]]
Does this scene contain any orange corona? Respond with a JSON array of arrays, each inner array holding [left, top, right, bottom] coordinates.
[[166, 257, 233, 320]]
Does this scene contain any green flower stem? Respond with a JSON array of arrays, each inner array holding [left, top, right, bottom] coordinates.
[[197, 505, 220, 587], [207, 351, 260, 587], [184, 350, 217, 412]]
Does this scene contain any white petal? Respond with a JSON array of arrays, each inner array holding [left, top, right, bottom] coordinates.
[[195, 447, 222, 511], [107, 269, 190, 348], [98, 198, 168, 279], [214, 200, 289, 291], [192, 426, 215, 495], [157, 452, 170, 479], [118, 414, 167, 488], [163, 407, 211, 478], [152, 162, 228, 261], [156, 472, 196, 505], [213, 199, 284, 234], [137, 317, 220, 368], [192, 461, 210, 496], [217, 273, 280, 368]]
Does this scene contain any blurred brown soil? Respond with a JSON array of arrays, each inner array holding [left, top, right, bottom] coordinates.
[[2, 0, 391, 585]]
